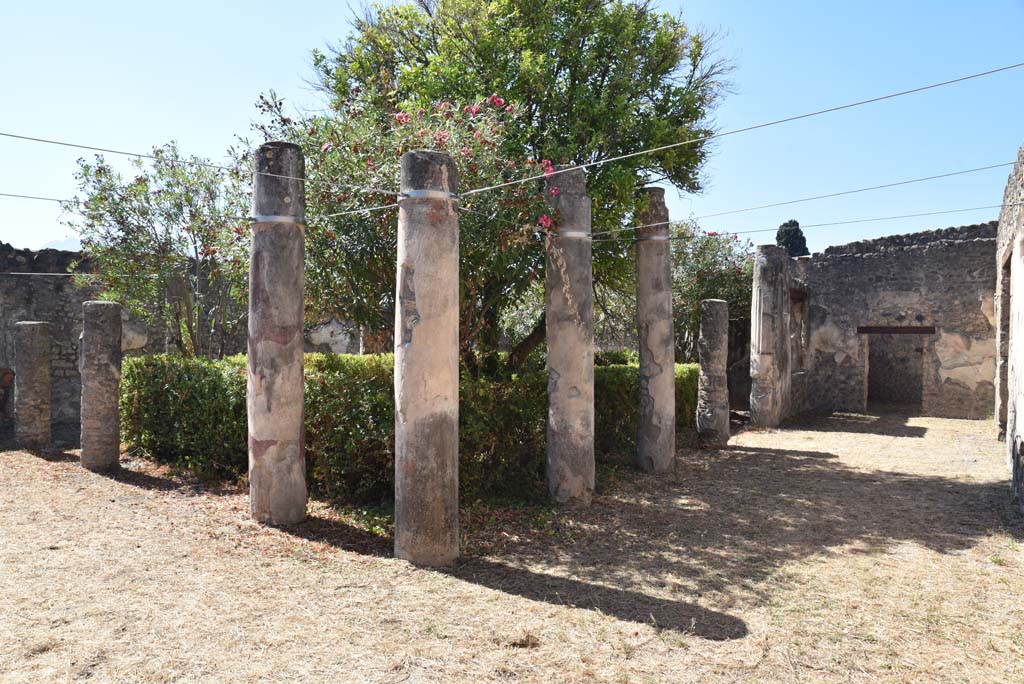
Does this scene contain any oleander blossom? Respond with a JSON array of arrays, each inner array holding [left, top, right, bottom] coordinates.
[[550, 187, 561, 196], [538, 214, 553, 229], [394, 112, 410, 125]]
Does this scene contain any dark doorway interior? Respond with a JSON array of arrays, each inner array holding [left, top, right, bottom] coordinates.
[[867, 333, 924, 408]]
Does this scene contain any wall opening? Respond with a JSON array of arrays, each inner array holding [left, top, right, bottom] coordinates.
[[861, 327, 933, 410]]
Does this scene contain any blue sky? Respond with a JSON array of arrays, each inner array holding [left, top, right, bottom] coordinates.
[[1, 1, 1023, 252]]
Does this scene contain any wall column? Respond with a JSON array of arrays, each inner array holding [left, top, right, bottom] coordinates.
[[545, 167, 594, 505], [393, 150, 460, 566], [248, 142, 307, 525], [80, 301, 122, 471], [635, 188, 675, 472], [697, 299, 730, 447], [750, 245, 791, 427], [14, 321, 51, 449]]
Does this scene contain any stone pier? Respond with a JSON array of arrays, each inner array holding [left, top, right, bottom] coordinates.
[[14, 321, 51, 449], [697, 299, 730, 447], [750, 245, 791, 427], [394, 150, 460, 566], [248, 142, 308, 525], [545, 167, 595, 505], [635, 188, 675, 472], [80, 301, 122, 471]]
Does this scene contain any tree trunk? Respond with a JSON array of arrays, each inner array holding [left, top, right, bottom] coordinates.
[[507, 313, 546, 372]]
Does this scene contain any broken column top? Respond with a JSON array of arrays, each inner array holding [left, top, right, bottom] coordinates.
[[548, 166, 587, 196], [254, 141, 305, 220], [400, 150, 459, 194], [637, 187, 669, 237]]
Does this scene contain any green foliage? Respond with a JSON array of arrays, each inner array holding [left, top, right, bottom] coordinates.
[[66, 142, 250, 358], [120, 354, 699, 503], [119, 354, 247, 478], [594, 363, 699, 458], [776, 219, 809, 257], [672, 223, 754, 362], [306, 0, 729, 359], [256, 93, 549, 361]]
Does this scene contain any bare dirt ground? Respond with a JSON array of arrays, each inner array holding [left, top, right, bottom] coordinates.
[[2, 407, 1023, 683]]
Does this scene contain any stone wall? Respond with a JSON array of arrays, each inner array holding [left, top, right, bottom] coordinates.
[[0, 273, 98, 439], [995, 145, 1024, 507], [752, 223, 998, 424], [793, 224, 997, 419]]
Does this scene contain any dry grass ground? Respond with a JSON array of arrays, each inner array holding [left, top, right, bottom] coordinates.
[[1, 406, 1022, 683]]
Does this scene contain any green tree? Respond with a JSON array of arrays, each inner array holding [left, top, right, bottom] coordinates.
[[256, 92, 549, 372], [66, 143, 250, 358], [315, 0, 730, 358], [672, 225, 753, 362], [776, 219, 809, 257]]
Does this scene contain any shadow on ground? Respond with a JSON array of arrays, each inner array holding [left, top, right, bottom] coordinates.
[[782, 404, 927, 438]]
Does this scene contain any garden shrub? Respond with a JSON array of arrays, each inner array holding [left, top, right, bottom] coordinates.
[[121, 354, 699, 503]]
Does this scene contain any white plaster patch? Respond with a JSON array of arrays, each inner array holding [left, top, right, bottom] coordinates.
[[307, 319, 355, 354], [809, 321, 856, 364], [934, 331, 996, 388], [980, 293, 996, 330]]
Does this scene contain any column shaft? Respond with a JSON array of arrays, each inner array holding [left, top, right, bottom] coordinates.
[[545, 167, 595, 505], [248, 141, 308, 525], [394, 150, 460, 566], [14, 321, 52, 449]]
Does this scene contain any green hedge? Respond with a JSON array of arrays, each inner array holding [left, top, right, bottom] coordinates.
[[120, 353, 697, 503]]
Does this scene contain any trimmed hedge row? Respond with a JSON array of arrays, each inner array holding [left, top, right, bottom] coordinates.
[[120, 353, 698, 503]]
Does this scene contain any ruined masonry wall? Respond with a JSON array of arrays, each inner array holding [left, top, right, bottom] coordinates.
[[794, 224, 997, 419], [0, 273, 99, 438], [996, 146, 1024, 506]]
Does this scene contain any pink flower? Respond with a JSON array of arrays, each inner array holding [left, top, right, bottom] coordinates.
[[418, 108, 426, 115], [538, 214, 553, 229], [550, 187, 561, 196], [471, 104, 481, 116], [435, 130, 450, 145], [707, 231, 718, 236], [488, 93, 506, 107], [394, 112, 410, 125], [543, 166, 555, 177], [460, 146, 472, 157], [320, 142, 333, 153], [505, 104, 514, 112], [463, 105, 473, 113], [417, 129, 428, 137], [474, 130, 483, 140]]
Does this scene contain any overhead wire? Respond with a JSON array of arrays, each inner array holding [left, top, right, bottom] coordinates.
[[589, 203, 1014, 243], [459, 61, 1024, 197], [0, 131, 400, 197]]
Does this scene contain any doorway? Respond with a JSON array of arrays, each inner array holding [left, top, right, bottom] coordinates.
[[860, 326, 934, 411]]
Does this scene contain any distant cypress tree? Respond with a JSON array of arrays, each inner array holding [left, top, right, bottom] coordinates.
[[776, 219, 809, 257]]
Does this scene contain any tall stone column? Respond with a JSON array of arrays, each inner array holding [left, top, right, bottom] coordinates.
[[14, 321, 52, 450], [248, 142, 307, 525], [394, 150, 460, 566], [697, 299, 730, 447], [750, 245, 791, 427], [80, 301, 122, 471], [635, 188, 675, 472], [545, 167, 594, 505]]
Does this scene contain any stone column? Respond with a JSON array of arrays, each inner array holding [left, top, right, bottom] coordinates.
[[14, 321, 52, 449], [248, 142, 307, 525], [80, 301, 122, 471], [697, 299, 730, 447], [545, 167, 595, 505], [635, 188, 675, 472], [750, 245, 791, 427], [394, 150, 460, 566]]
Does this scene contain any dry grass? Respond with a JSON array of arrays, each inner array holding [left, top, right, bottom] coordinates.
[[1, 406, 1023, 683]]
